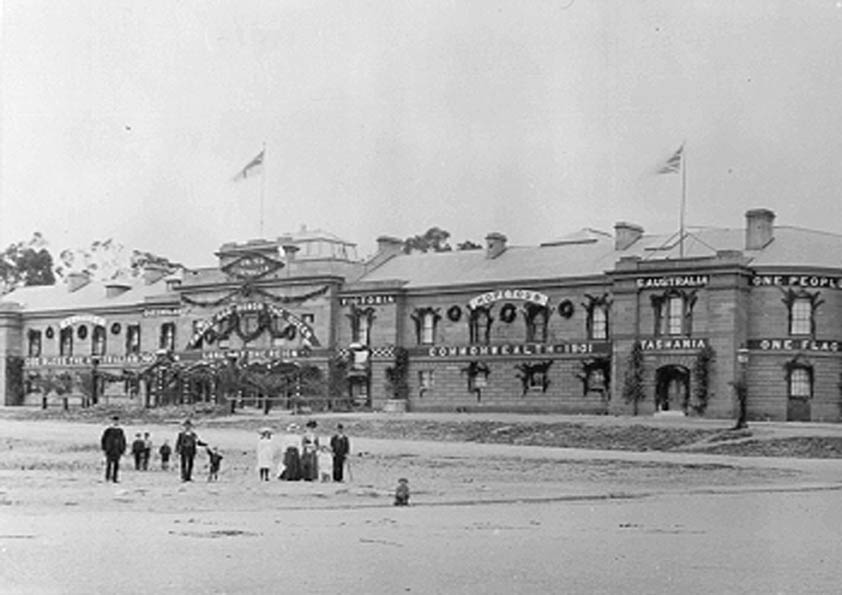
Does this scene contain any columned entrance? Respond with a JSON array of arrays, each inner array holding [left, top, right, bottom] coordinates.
[[655, 365, 689, 413]]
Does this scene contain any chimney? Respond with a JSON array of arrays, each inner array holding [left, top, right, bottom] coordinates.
[[143, 263, 170, 285], [282, 243, 300, 262], [66, 271, 91, 293], [485, 232, 507, 259], [105, 282, 131, 298], [745, 208, 775, 250], [614, 222, 644, 251], [365, 235, 404, 272]]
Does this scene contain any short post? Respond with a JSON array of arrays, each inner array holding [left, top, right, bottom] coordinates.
[[734, 347, 749, 430]]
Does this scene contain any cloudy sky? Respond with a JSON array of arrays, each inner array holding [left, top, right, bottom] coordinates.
[[2, 1, 841, 267]]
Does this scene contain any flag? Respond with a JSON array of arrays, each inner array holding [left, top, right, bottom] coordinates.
[[232, 149, 265, 181], [657, 145, 683, 174]]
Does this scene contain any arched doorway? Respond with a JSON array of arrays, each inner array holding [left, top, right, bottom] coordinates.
[[655, 365, 689, 412]]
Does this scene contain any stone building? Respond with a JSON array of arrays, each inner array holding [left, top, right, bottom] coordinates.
[[2, 209, 841, 422]]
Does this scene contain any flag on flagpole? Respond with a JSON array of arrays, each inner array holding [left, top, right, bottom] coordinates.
[[656, 145, 683, 174], [232, 149, 265, 181]]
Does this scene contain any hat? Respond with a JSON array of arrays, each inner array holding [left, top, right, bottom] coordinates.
[[183, 419, 193, 427], [111, 415, 120, 421], [305, 420, 317, 429], [259, 427, 273, 436], [337, 423, 344, 430]]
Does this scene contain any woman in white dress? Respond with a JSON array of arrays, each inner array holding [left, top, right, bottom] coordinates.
[[256, 428, 275, 481]]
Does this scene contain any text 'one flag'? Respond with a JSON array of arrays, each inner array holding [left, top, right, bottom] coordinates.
[[657, 145, 683, 174], [233, 150, 265, 182]]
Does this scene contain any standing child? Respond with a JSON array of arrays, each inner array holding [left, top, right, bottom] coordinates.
[[159, 440, 172, 471], [256, 428, 275, 481], [206, 446, 223, 482], [317, 446, 332, 482], [394, 478, 410, 506], [141, 432, 152, 470], [131, 433, 145, 470]]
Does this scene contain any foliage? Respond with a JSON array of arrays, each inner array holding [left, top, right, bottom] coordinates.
[[55, 238, 182, 282], [0, 233, 55, 292], [691, 344, 716, 414], [730, 373, 749, 429], [385, 346, 410, 399], [403, 227, 452, 254], [5, 356, 25, 405], [456, 240, 482, 250], [328, 355, 351, 410], [622, 342, 646, 415]]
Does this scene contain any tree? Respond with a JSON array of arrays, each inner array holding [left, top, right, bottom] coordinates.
[[622, 342, 646, 415], [0, 233, 55, 292], [691, 344, 716, 414], [456, 240, 482, 251], [385, 347, 410, 399], [403, 227, 452, 254]]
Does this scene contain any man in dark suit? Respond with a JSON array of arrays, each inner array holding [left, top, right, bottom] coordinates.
[[100, 416, 127, 483], [329, 423, 350, 482], [175, 420, 204, 482]]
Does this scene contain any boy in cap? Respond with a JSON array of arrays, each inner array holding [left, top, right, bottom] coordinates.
[[329, 423, 351, 482]]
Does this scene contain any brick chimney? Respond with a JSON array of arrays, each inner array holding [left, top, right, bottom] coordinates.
[[745, 208, 775, 250], [66, 271, 90, 293], [365, 235, 404, 272], [485, 232, 507, 259], [614, 222, 644, 251]]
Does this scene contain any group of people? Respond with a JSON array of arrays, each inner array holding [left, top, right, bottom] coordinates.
[[100, 416, 409, 503], [99, 416, 220, 483], [258, 420, 350, 483]]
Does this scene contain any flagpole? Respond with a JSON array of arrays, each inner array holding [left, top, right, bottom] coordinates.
[[679, 144, 687, 258], [259, 142, 267, 238]]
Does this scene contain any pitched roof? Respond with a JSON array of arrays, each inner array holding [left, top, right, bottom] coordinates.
[[1, 277, 171, 313]]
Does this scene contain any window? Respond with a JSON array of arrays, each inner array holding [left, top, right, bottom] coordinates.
[[788, 366, 812, 399], [348, 306, 374, 346], [418, 370, 435, 394], [160, 322, 176, 351], [28, 330, 42, 357], [590, 306, 608, 339], [126, 324, 141, 354], [469, 306, 493, 345], [60, 327, 73, 356], [515, 361, 552, 395], [789, 297, 812, 336], [412, 307, 440, 345], [91, 325, 106, 356], [652, 291, 695, 336], [524, 304, 548, 343], [465, 361, 490, 393]]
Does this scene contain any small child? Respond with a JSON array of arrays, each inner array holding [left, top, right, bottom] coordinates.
[[317, 446, 333, 482], [159, 440, 172, 471], [394, 477, 410, 506], [206, 446, 223, 482]]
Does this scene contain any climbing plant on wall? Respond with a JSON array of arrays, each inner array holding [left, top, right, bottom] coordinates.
[[384, 346, 410, 400], [622, 342, 646, 415], [691, 343, 716, 414]]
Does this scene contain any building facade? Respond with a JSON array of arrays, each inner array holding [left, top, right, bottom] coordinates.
[[2, 210, 842, 422]]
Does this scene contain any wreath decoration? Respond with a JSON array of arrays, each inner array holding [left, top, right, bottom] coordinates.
[[447, 305, 462, 322], [500, 303, 517, 324], [559, 300, 575, 319], [77, 325, 88, 340], [45, 327, 54, 339], [111, 322, 122, 335]]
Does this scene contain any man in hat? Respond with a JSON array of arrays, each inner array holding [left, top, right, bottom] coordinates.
[[175, 420, 205, 482], [100, 416, 126, 483], [330, 423, 351, 482]]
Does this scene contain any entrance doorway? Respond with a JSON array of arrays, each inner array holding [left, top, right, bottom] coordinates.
[[655, 365, 689, 413], [787, 397, 811, 422]]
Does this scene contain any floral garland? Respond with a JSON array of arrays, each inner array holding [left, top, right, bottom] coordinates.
[[45, 327, 54, 339], [558, 300, 575, 319], [77, 325, 88, 340], [500, 303, 517, 323], [111, 322, 122, 335], [447, 305, 462, 322], [181, 284, 330, 308]]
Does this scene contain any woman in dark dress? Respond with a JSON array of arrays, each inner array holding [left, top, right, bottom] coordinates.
[[279, 423, 302, 481], [299, 420, 319, 481]]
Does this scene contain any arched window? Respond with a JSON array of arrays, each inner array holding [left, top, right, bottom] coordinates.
[[60, 327, 73, 356], [126, 324, 141, 354], [411, 307, 441, 345], [28, 330, 42, 357], [159, 322, 176, 351], [787, 365, 813, 399], [783, 290, 822, 337], [652, 290, 696, 336], [584, 293, 611, 340], [91, 325, 106, 356], [524, 304, 549, 343], [469, 306, 493, 345]]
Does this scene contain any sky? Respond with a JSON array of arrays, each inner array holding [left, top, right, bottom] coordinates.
[[2, 0, 842, 268]]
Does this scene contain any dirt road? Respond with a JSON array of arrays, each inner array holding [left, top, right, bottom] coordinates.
[[1, 417, 841, 594]]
